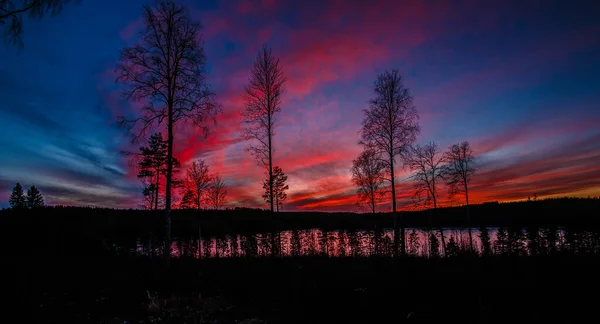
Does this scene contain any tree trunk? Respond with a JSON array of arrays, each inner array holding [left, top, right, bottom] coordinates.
[[466, 187, 473, 253], [154, 172, 159, 211], [433, 199, 447, 257], [197, 189, 201, 210], [268, 127, 274, 213], [164, 104, 173, 263], [390, 152, 404, 257]]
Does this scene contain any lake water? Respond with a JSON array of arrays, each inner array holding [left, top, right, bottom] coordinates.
[[110, 226, 600, 258]]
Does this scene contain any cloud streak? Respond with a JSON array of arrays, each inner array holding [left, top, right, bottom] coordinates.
[[1, 0, 599, 210]]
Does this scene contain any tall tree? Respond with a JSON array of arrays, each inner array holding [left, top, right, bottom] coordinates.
[[137, 132, 180, 211], [351, 148, 386, 214], [242, 45, 287, 212], [262, 166, 288, 212], [116, 0, 219, 261], [404, 142, 447, 256], [208, 173, 227, 210], [185, 159, 211, 209], [8, 182, 26, 209], [1, 0, 77, 49], [26, 185, 44, 208], [360, 69, 420, 256], [443, 141, 476, 252]]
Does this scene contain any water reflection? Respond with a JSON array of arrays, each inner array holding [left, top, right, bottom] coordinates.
[[120, 227, 600, 259]]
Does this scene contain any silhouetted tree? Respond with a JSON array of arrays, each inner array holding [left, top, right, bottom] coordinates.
[[348, 230, 361, 257], [508, 228, 526, 256], [207, 173, 227, 210], [116, 0, 219, 261], [494, 227, 508, 255], [408, 229, 420, 256], [1, 0, 77, 49], [290, 230, 301, 257], [326, 231, 336, 257], [141, 183, 157, 210], [446, 235, 459, 257], [138, 133, 180, 211], [8, 182, 26, 209], [479, 227, 492, 256], [338, 231, 348, 257], [184, 159, 211, 209], [242, 45, 286, 212], [26, 185, 44, 208], [262, 166, 288, 212], [429, 232, 440, 258], [540, 226, 558, 255], [351, 148, 386, 213], [443, 141, 476, 252], [526, 227, 540, 256], [179, 188, 195, 209], [360, 69, 419, 256], [404, 142, 447, 256], [317, 230, 328, 256]]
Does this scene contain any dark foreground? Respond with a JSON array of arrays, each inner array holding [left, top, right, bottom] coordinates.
[[7, 254, 600, 323]]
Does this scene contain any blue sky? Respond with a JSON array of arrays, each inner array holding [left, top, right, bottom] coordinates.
[[1, 0, 599, 210]]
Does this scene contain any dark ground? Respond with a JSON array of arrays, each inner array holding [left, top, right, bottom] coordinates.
[[6, 254, 600, 323], [3, 199, 600, 323]]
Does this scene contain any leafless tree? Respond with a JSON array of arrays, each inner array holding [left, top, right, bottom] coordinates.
[[360, 69, 419, 256], [351, 148, 386, 214], [443, 141, 477, 252], [1, 0, 77, 49], [404, 142, 447, 256], [242, 45, 286, 212], [185, 159, 211, 209], [115, 0, 219, 261], [208, 173, 227, 210]]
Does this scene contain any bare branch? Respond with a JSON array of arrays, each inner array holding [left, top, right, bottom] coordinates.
[[351, 148, 386, 214], [242, 45, 287, 212], [360, 69, 420, 214]]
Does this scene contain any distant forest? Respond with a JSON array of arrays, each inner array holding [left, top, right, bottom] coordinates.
[[1, 198, 598, 242]]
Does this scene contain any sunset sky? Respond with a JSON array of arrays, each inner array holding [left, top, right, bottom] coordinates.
[[1, 0, 599, 211]]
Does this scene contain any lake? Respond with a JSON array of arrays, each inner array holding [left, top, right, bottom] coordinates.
[[107, 226, 600, 258]]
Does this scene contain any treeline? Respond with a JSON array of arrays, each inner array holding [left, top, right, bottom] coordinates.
[[1, 198, 598, 248]]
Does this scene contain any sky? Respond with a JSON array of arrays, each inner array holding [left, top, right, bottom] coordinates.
[[1, 0, 599, 211]]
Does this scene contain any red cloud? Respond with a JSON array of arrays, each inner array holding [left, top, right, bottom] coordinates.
[[99, 0, 600, 210]]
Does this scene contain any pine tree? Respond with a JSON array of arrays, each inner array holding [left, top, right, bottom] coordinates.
[[137, 133, 180, 211], [290, 230, 302, 257], [429, 232, 440, 258], [479, 227, 492, 256], [179, 189, 196, 209], [26, 185, 44, 208], [9, 183, 26, 209], [408, 229, 421, 256], [446, 235, 459, 257], [508, 227, 526, 256], [494, 227, 509, 255], [262, 166, 289, 212]]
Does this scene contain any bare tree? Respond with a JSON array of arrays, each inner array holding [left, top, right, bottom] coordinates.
[[443, 141, 476, 251], [115, 0, 219, 261], [1, 0, 77, 49], [404, 142, 447, 256], [360, 69, 419, 256], [185, 159, 211, 209], [208, 173, 227, 210], [242, 45, 286, 212], [351, 148, 386, 214]]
